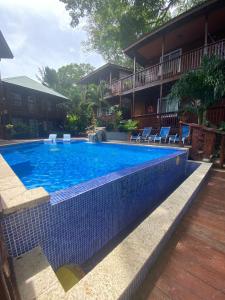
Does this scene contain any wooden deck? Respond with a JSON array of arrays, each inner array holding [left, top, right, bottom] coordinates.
[[134, 169, 225, 300]]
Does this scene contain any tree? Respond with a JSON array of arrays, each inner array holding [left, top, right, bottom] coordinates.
[[60, 0, 204, 64], [37, 63, 108, 131], [169, 55, 225, 125], [37, 63, 94, 96], [37, 67, 58, 90]]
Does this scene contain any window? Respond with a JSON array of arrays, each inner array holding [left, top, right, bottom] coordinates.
[[97, 107, 113, 117], [29, 119, 39, 137], [159, 49, 182, 75], [12, 117, 23, 125], [47, 101, 52, 112], [160, 97, 179, 113], [11, 92, 22, 107], [28, 95, 36, 112]]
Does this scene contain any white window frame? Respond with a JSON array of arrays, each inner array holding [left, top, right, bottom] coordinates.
[[97, 107, 113, 117], [159, 48, 182, 75], [158, 97, 179, 114]]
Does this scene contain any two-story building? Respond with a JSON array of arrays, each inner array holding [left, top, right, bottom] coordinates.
[[81, 0, 225, 131], [79, 62, 132, 118], [1, 76, 68, 138], [0, 30, 14, 139]]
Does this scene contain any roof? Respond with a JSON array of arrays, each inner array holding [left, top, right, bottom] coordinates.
[[0, 30, 13, 59], [2, 76, 68, 100], [79, 63, 132, 84], [124, 0, 225, 59]]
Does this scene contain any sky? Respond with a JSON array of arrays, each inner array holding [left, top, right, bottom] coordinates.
[[0, 0, 105, 80]]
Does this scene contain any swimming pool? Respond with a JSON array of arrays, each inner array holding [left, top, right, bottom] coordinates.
[[1, 141, 188, 270], [0, 141, 185, 193]]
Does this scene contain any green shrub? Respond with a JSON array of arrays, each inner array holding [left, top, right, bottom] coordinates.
[[118, 119, 138, 133]]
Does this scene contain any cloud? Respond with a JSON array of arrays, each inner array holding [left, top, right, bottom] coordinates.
[[0, 0, 105, 79]]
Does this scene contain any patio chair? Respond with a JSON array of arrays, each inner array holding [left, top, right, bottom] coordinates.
[[148, 127, 171, 143], [63, 134, 71, 142], [169, 124, 190, 144], [44, 134, 57, 143], [130, 127, 152, 142]]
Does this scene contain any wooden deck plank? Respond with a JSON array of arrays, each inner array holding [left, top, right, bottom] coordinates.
[[133, 170, 225, 300]]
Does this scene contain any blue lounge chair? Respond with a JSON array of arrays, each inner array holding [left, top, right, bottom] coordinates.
[[169, 125, 190, 144], [130, 127, 152, 142], [148, 127, 171, 143]]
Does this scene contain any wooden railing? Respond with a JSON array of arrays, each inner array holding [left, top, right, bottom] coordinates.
[[182, 121, 225, 168], [207, 105, 225, 126], [107, 39, 225, 96], [133, 111, 179, 133]]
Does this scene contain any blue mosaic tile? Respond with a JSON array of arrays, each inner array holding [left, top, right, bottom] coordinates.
[[1, 152, 187, 270]]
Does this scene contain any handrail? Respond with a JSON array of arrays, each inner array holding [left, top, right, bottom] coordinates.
[[133, 111, 178, 118], [108, 39, 225, 95]]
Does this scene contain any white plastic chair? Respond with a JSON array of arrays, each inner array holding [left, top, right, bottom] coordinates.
[[44, 134, 57, 143], [63, 134, 71, 142]]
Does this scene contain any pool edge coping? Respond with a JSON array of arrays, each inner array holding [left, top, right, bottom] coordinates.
[[0, 154, 50, 214]]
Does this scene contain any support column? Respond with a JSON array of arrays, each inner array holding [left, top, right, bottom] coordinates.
[[158, 36, 165, 114], [132, 56, 136, 117], [204, 15, 208, 54], [109, 71, 112, 86]]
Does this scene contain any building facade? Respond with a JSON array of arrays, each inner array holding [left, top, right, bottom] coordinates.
[[0, 76, 68, 138], [80, 0, 225, 131]]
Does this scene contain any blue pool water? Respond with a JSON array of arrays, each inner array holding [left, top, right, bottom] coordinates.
[[0, 141, 183, 193]]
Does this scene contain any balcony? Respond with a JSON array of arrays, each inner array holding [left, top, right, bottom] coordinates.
[[106, 39, 225, 97]]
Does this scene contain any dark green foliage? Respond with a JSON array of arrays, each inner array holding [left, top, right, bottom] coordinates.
[[60, 0, 204, 64], [169, 55, 225, 125], [118, 119, 138, 133], [37, 63, 109, 132]]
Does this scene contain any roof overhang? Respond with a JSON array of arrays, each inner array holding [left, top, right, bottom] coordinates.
[[0, 31, 13, 59], [79, 63, 132, 84], [124, 0, 225, 66], [2, 76, 69, 100]]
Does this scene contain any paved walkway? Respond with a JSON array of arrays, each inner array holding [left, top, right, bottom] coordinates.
[[134, 169, 225, 300], [0, 139, 40, 146]]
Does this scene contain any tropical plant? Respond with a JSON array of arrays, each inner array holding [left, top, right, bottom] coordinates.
[[118, 119, 138, 133], [168, 55, 225, 125], [37, 63, 101, 131]]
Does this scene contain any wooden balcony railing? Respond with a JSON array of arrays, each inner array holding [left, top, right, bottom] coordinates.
[[133, 104, 224, 131], [133, 111, 180, 133], [107, 39, 225, 96]]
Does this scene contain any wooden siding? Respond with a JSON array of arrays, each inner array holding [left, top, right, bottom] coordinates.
[[133, 169, 225, 300], [2, 84, 66, 122]]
